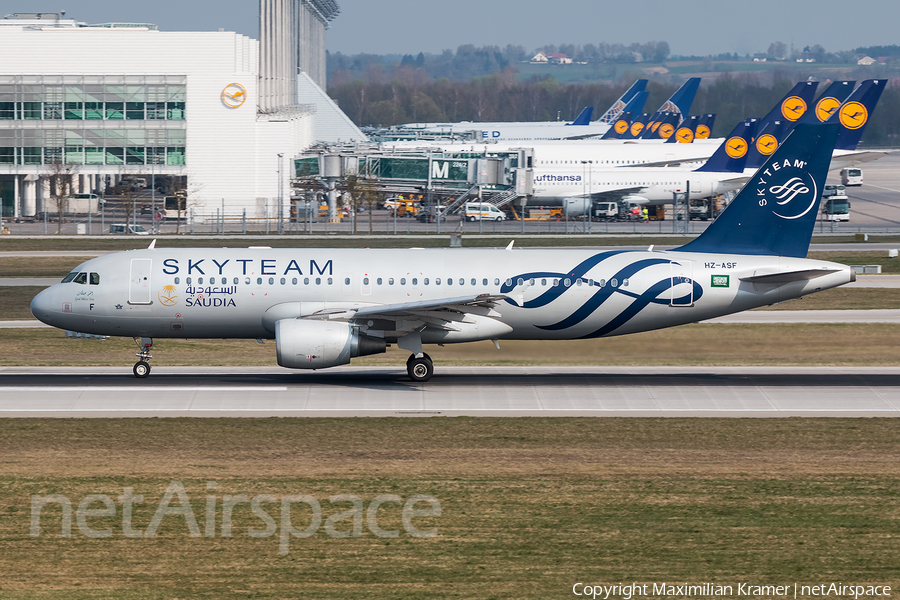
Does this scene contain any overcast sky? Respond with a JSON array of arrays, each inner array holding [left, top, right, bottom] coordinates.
[[3, 0, 896, 57]]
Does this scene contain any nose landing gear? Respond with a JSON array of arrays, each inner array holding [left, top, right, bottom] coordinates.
[[133, 337, 153, 378]]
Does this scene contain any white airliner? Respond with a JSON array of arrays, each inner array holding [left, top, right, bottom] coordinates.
[[31, 124, 854, 382]]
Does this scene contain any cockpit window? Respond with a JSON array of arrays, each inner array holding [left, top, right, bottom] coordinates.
[[90, 273, 100, 285], [62, 272, 78, 283], [73, 273, 87, 284]]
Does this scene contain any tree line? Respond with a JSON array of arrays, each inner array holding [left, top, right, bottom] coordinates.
[[327, 70, 900, 147]]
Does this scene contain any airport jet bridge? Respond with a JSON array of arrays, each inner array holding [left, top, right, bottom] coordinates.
[[292, 145, 534, 218]]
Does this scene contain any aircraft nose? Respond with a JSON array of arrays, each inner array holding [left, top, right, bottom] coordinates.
[[30, 287, 56, 323]]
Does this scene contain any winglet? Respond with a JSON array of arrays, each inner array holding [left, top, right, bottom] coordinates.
[[506, 240, 515, 251], [148, 239, 157, 249]]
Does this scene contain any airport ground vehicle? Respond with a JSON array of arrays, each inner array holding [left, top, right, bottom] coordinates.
[[383, 197, 421, 217], [841, 168, 863, 186], [594, 202, 619, 220], [465, 202, 506, 222], [822, 186, 851, 222], [109, 224, 149, 235]]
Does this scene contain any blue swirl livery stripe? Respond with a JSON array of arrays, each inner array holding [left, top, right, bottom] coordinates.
[[501, 251, 626, 309], [537, 258, 670, 330], [581, 279, 704, 339]]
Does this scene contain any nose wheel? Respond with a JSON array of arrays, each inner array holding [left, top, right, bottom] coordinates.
[[406, 352, 433, 382], [133, 337, 153, 378]]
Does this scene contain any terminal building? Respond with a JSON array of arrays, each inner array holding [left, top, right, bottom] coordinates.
[[0, 2, 364, 221]]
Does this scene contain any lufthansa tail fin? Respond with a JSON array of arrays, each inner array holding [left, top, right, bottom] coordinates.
[[678, 123, 839, 258], [641, 112, 681, 140], [601, 112, 633, 140], [566, 107, 594, 126], [619, 113, 651, 139], [744, 119, 793, 169], [830, 79, 886, 150], [695, 114, 715, 139], [666, 115, 700, 143], [756, 81, 819, 132], [798, 81, 855, 124], [597, 79, 648, 123], [694, 119, 758, 173]]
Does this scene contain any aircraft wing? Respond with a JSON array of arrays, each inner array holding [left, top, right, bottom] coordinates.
[[304, 294, 509, 332]]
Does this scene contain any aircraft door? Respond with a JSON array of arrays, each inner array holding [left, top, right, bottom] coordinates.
[[669, 260, 694, 307], [129, 258, 152, 305]]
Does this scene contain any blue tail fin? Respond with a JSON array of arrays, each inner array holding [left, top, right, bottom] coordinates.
[[601, 112, 633, 139], [597, 79, 648, 123], [642, 112, 681, 139], [620, 113, 651, 139], [694, 119, 758, 173], [831, 79, 886, 150], [651, 77, 701, 123], [666, 115, 700, 143], [622, 90, 649, 116], [756, 81, 819, 132], [696, 114, 715, 139], [798, 81, 855, 123], [745, 119, 793, 169], [566, 107, 594, 126], [678, 123, 839, 258]]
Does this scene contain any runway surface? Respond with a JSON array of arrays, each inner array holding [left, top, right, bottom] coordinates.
[[1, 366, 898, 417]]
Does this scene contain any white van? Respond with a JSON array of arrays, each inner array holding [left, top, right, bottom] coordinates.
[[109, 224, 149, 235], [840, 168, 863, 186], [464, 202, 506, 222]]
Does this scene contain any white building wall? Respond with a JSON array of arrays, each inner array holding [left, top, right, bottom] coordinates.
[[0, 25, 316, 216]]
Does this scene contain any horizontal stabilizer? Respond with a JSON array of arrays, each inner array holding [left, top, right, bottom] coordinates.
[[740, 269, 841, 284]]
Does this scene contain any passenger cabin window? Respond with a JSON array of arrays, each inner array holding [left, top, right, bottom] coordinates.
[[73, 273, 87, 284], [90, 273, 100, 285], [62, 272, 78, 283]]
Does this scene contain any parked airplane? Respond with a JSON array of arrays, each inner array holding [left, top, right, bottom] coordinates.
[[31, 125, 852, 382]]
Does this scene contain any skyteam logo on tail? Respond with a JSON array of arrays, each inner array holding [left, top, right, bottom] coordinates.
[[839, 102, 868, 129], [756, 159, 817, 220], [755, 134, 778, 156], [725, 136, 748, 159], [815, 97, 841, 122], [781, 96, 807, 121], [696, 124, 711, 139], [614, 119, 629, 134]]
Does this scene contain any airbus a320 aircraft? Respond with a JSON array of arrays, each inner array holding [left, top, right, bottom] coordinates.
[[32, 124, 853, 383]]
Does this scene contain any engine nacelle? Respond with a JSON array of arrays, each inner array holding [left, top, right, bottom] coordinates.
[[275, 319, 386, 369]]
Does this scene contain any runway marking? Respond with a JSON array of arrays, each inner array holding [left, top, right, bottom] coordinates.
[[0, 386, 288, 392], [858, 183, 900, 194]]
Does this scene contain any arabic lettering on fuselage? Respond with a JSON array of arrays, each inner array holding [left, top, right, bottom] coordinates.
[[184, 286, 238, 308], [162, 258, 334, 277]]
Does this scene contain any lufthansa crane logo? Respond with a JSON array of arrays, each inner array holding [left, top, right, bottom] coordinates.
[[659, 123, 675, 139], [222, 83, 247, 108], [755, 134, 778, 156], [614, 119, 629, 134], [675, 127, 694, 143], [651, 121, 661, 133], [725, 136, 748, 159], [815, 97, 841, 122], [630, 122, 645, 137], [781, 96, 807, 121], [158, 285, 179, 307], [839, 102, 868, 129], [695, 124, 711, 139]]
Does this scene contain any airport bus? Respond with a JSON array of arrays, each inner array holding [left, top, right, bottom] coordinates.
[[162, 195, 186, 220], [841, 168, 863, 186]]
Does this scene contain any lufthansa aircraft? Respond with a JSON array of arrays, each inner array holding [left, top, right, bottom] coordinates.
[[32, 124, 853, 382]]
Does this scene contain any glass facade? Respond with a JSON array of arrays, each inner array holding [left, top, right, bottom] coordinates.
[[0, 75, 187, 166]]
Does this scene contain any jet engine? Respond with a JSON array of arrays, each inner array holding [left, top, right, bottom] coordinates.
[[275, 319, 386, 369]]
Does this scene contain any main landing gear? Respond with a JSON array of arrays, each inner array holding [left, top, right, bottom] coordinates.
[[406, 352, 433, 383], [133, 337, 153, 378]]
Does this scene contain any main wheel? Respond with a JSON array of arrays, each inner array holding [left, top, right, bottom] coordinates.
[[407, 357, 434, 382], [406, 352, 432, 367], [133, 361, 151, 378]]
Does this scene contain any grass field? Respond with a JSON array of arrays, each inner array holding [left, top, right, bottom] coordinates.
[[0, 418, 898, 598], [1, 322, 899, 367]]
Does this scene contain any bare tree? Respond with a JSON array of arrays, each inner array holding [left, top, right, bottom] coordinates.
[[45, 159, 78, 235], [344, 168, 382, 234]]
